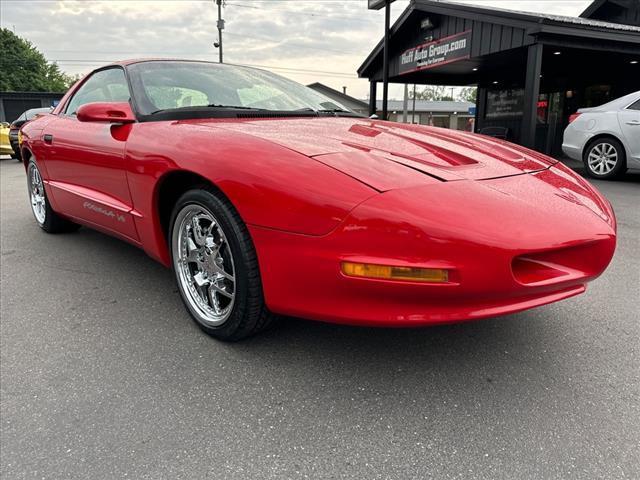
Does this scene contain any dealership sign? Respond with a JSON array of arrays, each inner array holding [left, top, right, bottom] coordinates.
[[399, 30, 472, 75]]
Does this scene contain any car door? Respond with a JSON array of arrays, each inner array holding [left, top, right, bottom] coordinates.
[[618, 98, 640, 162], [41, 67, 139, 242]]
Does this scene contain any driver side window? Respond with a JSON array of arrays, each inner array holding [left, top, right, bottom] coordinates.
[[65, 68, 131, 115]]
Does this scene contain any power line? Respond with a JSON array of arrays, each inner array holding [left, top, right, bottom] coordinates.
[[224, 31, 361, 55], [41, 32, 363, 56], [50, 59, 357, 76], [225, 2, 375, 24], [5, 58, 359, 78]]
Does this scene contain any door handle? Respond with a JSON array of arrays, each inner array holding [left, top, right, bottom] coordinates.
[[43, 134, 53, 144], [626, 120, 640, 126]]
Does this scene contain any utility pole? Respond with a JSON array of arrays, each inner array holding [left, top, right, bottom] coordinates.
[[412, 84, 417, 124], [215, 0, 225, 63]]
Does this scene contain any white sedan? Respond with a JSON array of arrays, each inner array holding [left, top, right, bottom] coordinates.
[[562, 91, 640, 180]]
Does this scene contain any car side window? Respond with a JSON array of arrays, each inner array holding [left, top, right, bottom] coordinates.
[[65, 68, 131, 115], [627, 99, 640, 111]]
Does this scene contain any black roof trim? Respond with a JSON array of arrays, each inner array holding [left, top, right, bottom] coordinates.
[[410, 0, 640, 32], [580, 0, 632, 18], [581, 0, 607, 18]]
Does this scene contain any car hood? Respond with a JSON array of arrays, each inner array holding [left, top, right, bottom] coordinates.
[[191, 117, 558, 188]]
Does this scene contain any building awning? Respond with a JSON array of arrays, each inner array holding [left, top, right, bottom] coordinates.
[[359, 0, 640, 80]]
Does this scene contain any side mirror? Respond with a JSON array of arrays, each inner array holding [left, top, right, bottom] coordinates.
[[77, 102, 136, 124], [369, 114, 379, 119]]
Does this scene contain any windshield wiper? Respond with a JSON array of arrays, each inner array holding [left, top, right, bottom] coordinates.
[[149, 104, 269, 115], [293, 107, 352, 115], [317, 108, 350, 113], [207, 104, 269, 110]]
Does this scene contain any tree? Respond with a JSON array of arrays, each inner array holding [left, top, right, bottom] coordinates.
[[457, 87, 477, 103], [410, 85, 477, 103], [0, 28, 77, 92], [410, 85, 455, 101], [411, 85, 445, 101]]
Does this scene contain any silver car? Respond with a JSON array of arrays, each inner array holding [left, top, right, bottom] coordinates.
[[562, 91, 640, 180]]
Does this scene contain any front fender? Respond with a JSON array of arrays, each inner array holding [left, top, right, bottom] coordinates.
[[124, 121, 378, 264]]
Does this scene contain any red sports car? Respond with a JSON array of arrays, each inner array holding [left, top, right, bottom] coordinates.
[[19, 60, 617, 340]]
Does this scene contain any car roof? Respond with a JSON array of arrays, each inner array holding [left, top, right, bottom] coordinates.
[[99, 58, 266, 74], [106, 58, 220, 67]]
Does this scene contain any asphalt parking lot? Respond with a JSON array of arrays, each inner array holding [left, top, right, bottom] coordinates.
[[1, 157, 638, 479]]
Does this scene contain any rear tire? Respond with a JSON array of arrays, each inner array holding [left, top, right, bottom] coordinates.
[[27, 160, 80, 233], [583, 137, 626, 180], [169, 188, 274, 341]]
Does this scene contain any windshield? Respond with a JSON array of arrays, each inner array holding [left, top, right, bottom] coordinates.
[[127, 61, 350, 116]]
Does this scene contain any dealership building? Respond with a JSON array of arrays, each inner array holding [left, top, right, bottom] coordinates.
[[359, 0, 640, 156]]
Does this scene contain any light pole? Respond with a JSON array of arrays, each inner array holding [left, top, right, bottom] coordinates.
[[215, 0, 225, 63]]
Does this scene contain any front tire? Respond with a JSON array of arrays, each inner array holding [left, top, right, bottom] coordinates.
[[169, 188, 274, 341], [27, 160, 80, 233], [583, 138, 626, 180]]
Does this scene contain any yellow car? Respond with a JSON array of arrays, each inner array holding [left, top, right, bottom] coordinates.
[[0, 122, 13, 156]]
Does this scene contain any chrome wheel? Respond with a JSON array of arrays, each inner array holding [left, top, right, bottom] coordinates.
[[173, 204, 236, 327], [587, 142, 618, 176], [28, 163, 46, 224]]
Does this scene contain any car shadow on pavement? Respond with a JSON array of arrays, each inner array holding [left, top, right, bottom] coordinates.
[[53, 215, 578, 399], [76, 225, 568, 362], [221, 308, 570, 387]]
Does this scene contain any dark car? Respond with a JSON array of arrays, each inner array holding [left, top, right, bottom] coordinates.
[[9, 107, 51, 160]]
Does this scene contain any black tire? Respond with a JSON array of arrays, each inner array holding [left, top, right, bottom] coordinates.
[[582, 137, 627, 180], [27, 160, 80, 233], [169, 188, 274, 341]]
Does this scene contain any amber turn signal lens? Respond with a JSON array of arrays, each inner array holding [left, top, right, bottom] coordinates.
[[341, 262, 449, 283]]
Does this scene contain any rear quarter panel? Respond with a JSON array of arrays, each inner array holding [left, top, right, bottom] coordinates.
[[563, 111, 623, 160]]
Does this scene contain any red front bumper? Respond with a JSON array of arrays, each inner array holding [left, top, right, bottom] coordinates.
[[249, 166, 616, 326]]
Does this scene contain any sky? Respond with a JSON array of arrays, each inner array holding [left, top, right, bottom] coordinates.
[[1, 0, 594, 100]]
